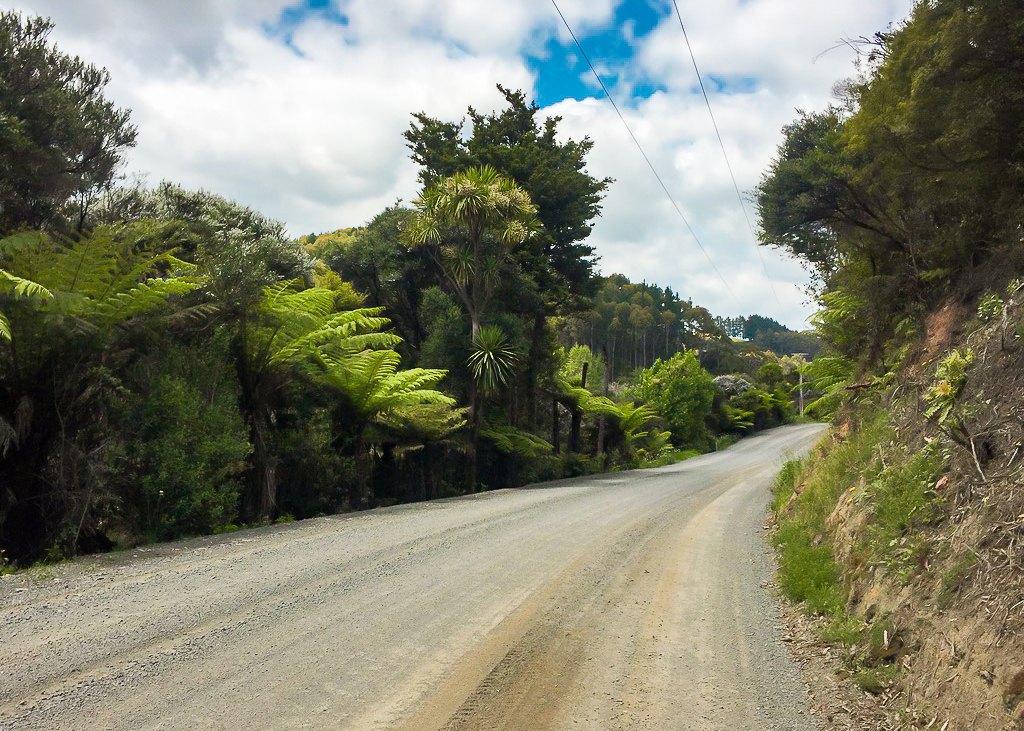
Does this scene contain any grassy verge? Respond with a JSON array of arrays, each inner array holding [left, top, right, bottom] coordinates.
[[771, 400, 946, 693]]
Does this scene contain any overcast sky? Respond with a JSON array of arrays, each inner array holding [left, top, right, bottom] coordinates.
[[16, 0, 912, 329]]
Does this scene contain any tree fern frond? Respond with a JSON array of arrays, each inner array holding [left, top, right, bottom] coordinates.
[[480, 423, 553, 457], [94, 276, 203, 324], [0, 269, 53, 299], [53, 233, 120, 297], [378, 403, 467, 442], [271, 308, 396, 366], [0, 312, 10, 341], [319, 347, 455, 429], [166, 302, 222, 326]]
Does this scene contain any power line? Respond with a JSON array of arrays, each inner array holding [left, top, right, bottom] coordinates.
[[549, 0, 741, 310], [670, 0, 782, 307]]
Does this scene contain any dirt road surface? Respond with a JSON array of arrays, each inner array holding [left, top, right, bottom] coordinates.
[[1, 423, 826, 731]]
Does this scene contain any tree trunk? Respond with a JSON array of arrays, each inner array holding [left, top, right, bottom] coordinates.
[[422, 445, 435, 501], [569, 362, 588, 453], [0, 426, 55, 565], [251, 412, 278, 521], [569, 408, 582, 453], [552, 398, 560, 453], [465, 311, 483, 493], [596, 345, 609, 458], [466, 378, 480, 493], [523, 313, 545, 429]]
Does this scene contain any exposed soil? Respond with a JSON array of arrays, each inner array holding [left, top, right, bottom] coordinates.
[[776, 290, 1024, 731]]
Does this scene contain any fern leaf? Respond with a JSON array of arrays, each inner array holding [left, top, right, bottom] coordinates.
[[0, 269, 53, 299], [480, 423, 553, 457]]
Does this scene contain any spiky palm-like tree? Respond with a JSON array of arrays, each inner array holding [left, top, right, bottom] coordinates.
[[410, 167, 536, 491], [410, 166, 538, 338], [468, 325, 518, 397]]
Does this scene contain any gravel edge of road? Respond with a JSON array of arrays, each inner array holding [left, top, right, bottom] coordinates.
[[770, 557, 902, 731]]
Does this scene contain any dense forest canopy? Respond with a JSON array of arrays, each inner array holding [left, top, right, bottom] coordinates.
[[1, 10, 806, 566], [756, 0, 1024, 370]]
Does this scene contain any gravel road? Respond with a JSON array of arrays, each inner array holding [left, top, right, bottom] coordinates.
[[1, 423, 826, 731]]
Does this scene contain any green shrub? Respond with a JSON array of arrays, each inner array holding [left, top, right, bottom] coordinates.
[[924, 348, 973, 424], [854, 663, 901, 694], [771, 458, 804, 511], [772, 405, 889, 621], [116, 372, 250, 542], [633, 351, 715, 449], [977, 292, 1003, 322], [774, 521, 846, 615], [865, 445, 946, 574]]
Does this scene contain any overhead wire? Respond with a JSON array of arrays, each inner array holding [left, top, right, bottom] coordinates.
[[670, 0, 782, 306], [549, 0, 742, 310]]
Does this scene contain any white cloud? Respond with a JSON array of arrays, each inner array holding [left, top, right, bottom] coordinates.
[[13, 0, 912, 328]]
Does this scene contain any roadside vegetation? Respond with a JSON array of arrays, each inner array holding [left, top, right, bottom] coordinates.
[[0, 11, 815, 568], [761, 0, 1024, 727]]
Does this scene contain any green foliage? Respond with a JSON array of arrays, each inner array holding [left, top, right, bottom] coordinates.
[[821, 616, 864, 646], [756, 362, 785, 388], [0, 12, 137, 232], [0, 230, 200, 328], [0, 268, 51, 341], [774, 521, 847, 615], [923, 348, 973, 424], [772, 406, 890, 617], [864, 445, 946, 577], [771, 458, 805, 511], [853, 663, 902, 694], [319, 348, 453, 420], [597, 401, 672, 465], [722, 385, 792, 434], [559, 344, 605, 393], [117, 372, 249, 542], [802, 355, 856, 418], [237, 282, 412, 518], [754, 108, 847, 277], [558, 274, 725, 378], [633, 351, 715, 449], [480, 422, 553, 458], [977, 293, 1004, 322], [411, 165, 538, 335], [320, 207, 434, 354], [0, 228, 204, 562], [758, 0, 1024, 372], [406, 85, 610, 304], [468, 325, 519, 396]]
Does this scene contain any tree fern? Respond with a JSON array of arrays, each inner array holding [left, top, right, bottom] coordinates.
[[480, 422, 553, 458], [317, 348, 454, 423], [0, 268, 52, 342], [0, 230, 201, 327]]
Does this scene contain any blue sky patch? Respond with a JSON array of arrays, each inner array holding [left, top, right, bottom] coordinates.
[[529, 0, 667, 106], [703, 74, 761, 95], [265, 0, 349, 51]]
